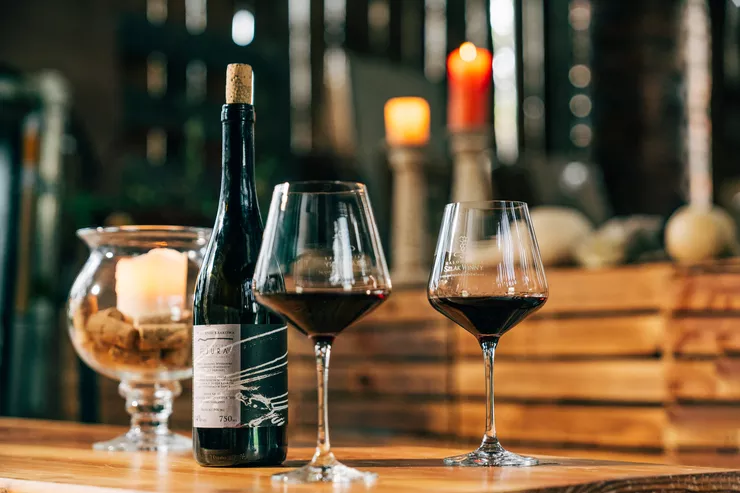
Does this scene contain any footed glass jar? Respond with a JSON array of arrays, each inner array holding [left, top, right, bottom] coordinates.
[[67, 226, 210, 451]]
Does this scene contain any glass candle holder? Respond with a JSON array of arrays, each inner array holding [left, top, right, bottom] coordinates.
[[67, 226, 210, 452]]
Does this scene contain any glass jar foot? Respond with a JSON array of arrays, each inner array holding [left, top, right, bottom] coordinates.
[[93, 430, 191, 452]]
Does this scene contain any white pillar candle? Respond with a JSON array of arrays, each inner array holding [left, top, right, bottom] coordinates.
[[684, 0, 712, 210], [115, 248, 187, 322]]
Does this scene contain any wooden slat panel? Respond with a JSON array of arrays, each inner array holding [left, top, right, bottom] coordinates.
[[337, 363, 447, 395], [666, 406, 740, 449], [671, 318, 740, 356], [456, 315, 664, 357], [288, 328, 314, 356], [335, 322, 450, 359], [290, 399, 452, 435], [289, 320, 451, 359], [289, 360, 448, 396], [668, 360, 740, 401], [360, 289, 439, 323], [542, 265, 671, 314], [288, 357, 316, 392], [459, 402, 666, 447], [454, 360, 665, 402], [673, 271, 740, 312]]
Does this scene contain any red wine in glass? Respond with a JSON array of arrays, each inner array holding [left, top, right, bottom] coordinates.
[[256, 290, 390, 342], [429, 294, 546, 343]]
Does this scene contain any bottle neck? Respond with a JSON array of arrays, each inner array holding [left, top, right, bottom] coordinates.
[[219, 104, 259, 218]]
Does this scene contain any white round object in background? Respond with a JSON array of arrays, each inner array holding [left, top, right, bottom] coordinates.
[[530, 206, 593, 266], [232, 10, 255, 46], [665, 205, 724, 263], [709, 206, 738, 253], [574, 228, 627, 270]]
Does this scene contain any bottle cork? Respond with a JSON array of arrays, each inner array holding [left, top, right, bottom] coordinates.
[[225, 63, 253, 104]]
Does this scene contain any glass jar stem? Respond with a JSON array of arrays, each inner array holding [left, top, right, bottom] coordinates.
[[312, 339, 336, 467], [93, 380, 190, 451], [481, 338, 500, 449], [121, 381, 180, 441]]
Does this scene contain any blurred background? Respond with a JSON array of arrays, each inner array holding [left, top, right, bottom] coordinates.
[[3, 0, 740, 466]]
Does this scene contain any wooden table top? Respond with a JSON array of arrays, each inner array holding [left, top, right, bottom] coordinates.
[[0, 418, 738, 492]]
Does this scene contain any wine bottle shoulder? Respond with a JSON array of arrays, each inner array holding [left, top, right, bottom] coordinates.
[[194, 225, 282, 325]]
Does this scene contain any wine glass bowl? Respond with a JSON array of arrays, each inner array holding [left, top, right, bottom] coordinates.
[[254, 181, 391, 483], [428, 201, 548, 466], [67, 225, 210, 451]]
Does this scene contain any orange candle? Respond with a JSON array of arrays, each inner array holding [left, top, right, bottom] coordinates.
[[384, 97, 431, 147], [447, 42, 493, 131]]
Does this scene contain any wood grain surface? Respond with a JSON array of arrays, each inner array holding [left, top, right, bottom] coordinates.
[[1, 419, 739, 493]]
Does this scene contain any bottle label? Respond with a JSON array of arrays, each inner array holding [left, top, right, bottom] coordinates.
[[193, 324, 288, 428]]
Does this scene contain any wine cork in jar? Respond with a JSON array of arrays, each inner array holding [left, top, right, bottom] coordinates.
[[226, 63, 253, 104]]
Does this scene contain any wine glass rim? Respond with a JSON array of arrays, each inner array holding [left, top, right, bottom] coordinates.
[[275, 180, 367, 195], [449, 200, 529, 210]]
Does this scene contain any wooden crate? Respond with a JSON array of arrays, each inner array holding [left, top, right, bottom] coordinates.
[[94, 261, 740, 466], [666, 262, 740, 458], [285, 261, 740, 465]]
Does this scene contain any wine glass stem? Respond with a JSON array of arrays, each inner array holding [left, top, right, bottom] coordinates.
[[313, 339, 335, 466], [481, 339, 500, 447]]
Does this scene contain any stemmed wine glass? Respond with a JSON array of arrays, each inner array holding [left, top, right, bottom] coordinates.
[[254, 181, 392, 484], [428, 201, 548, 467]]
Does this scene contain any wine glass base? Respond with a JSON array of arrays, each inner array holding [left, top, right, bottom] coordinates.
[[272, 462, 377, 484], [444, 442, 539, 467], [93, 431, 191, 452]]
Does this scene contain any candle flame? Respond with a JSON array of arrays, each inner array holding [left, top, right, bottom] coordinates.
[[459, 42, 478, 62]]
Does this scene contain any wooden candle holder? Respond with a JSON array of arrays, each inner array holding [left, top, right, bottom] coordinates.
[[388, 146, 429, 286], [449, 128, 493, 203]]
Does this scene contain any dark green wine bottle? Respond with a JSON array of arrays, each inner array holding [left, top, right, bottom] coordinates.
[[192, 64, 287, 467]]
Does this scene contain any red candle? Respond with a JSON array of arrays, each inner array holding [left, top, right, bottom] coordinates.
[[447, 42, 493, 131]]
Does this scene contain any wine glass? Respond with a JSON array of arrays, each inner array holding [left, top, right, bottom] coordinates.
[[253, 181, 392, 484], [428, 201, 548, 466]]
